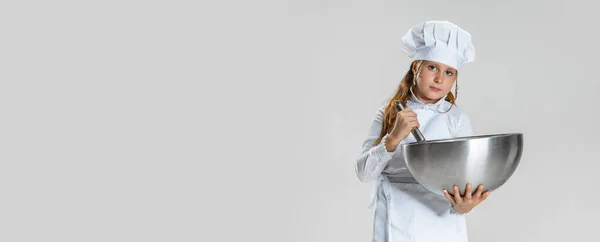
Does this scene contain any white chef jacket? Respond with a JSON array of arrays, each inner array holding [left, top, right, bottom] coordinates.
[[355, 90, 473, 242]]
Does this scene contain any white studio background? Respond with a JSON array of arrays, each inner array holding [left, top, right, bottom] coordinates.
[[1, 0, 599, 241]]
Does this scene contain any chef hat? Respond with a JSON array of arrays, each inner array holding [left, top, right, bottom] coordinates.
[[401, 20, 475, 70]]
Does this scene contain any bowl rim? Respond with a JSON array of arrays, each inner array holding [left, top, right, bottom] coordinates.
[[402, 132, 523, 147]]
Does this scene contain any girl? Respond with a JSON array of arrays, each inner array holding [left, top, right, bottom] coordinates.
[[355, 20, 490, 242]]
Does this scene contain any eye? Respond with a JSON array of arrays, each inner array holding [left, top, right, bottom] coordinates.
[[428, 65, 437, 71], [445, 70, 453, 76]]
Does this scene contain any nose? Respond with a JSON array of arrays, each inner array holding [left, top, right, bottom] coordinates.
[[434, 72, 444, 83]]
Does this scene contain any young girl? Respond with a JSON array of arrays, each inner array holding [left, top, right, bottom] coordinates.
[[355, 20, 490, 242]]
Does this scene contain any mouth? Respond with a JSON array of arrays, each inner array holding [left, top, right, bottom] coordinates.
[[429, 86, 442, 92]]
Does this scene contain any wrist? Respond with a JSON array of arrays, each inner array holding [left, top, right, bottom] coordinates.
[[451, 205, 471, 214], [384, 135, 400, 152]]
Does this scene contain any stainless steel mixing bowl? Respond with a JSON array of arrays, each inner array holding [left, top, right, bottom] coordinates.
[[394, 101, 524, 197]]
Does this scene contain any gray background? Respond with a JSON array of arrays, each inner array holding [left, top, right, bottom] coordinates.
[[1, 0, 599, 241]]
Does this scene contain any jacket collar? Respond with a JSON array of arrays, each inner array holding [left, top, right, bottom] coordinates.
[[407, 87, 449, 112]]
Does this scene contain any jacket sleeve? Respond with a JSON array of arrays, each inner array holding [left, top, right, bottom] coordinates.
[[355, 106, 398, 183]]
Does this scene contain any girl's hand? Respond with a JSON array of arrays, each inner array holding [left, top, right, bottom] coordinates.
[[389, 107, 420, 142], [443, 183, 490, 214]]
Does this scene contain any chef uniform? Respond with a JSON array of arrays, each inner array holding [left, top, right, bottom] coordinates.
[[355, 20, 476, 242]]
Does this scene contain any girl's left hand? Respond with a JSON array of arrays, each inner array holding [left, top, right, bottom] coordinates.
[[443, 183, 490, 214]]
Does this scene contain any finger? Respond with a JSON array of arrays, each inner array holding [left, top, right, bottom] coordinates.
[[481, 191, 490, 201], [407, 122, 420, 130], [408, 120, 420, 127], [398, 115, 416, 123], [402, 118, 418, 126], [403, 116, 418, 122], [474, 185, 484, 199], [453, 185, 462, 203], [464, 183, 472, 200], [400, 108, 416, 114], [400, 112, 417, 118], [443, 189, 456, 205]]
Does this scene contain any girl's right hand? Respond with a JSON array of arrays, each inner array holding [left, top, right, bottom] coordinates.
[[389, 107, 420, 142]]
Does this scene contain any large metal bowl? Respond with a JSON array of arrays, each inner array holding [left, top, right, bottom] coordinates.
[[393, 100, 524, 197], [401, 133, 523, 196]]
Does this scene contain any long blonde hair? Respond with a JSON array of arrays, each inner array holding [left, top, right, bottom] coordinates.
[[373, 60, 459, 145]]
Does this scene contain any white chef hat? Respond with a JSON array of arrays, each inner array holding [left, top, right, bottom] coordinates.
[[401, 20, 475, 70]]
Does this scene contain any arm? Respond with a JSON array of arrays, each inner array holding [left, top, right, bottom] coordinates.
[[355, 107, 401, 183]]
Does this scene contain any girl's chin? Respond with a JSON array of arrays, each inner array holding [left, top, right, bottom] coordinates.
[[422, 92, 446, 100], [415, 88, 447, 102]]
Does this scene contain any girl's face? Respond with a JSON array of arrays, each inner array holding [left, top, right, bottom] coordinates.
[[412, 60, 457, 104]]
